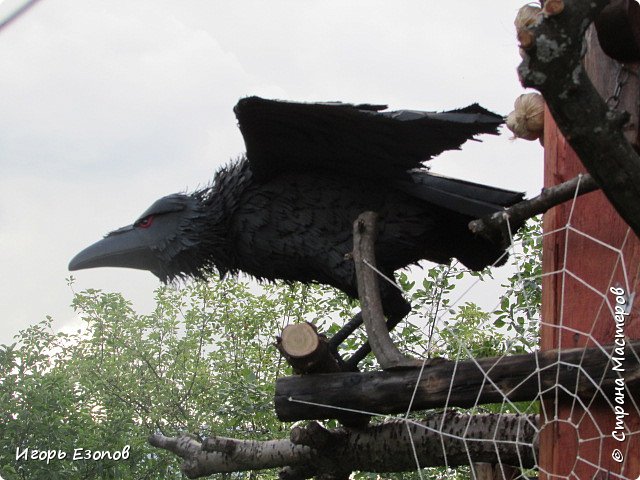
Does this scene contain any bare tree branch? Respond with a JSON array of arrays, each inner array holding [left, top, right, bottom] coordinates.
[[150, 413, 538, 478], [352, 211, 422, 369], [469, 173, 599, 245]]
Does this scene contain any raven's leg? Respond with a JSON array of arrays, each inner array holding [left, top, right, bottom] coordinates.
[[343, 286, 411, 370], [327, 312, 363, 353], [326, 281, 411, 370]]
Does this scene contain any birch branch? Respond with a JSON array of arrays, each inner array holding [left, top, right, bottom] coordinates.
[[149, 413, 538, 478]]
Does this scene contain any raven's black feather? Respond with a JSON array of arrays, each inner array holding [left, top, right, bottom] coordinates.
[[70, 97, 523, 317], [234, 96, 504, 182]]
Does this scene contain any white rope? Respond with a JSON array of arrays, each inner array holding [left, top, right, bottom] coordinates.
[[362, 258, 404, 292]]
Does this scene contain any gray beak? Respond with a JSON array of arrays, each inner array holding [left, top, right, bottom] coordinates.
[[69, 224, 160, 273]]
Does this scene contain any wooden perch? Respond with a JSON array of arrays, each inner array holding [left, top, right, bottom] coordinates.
[[149, 412, 538, 478], [276, 322, 343, 375], [275, 340, 639, 422], [352, 211, 422, 369], [277, 322, 370, 427], [469, 173, 599, 245], [276, 322, 371, 427], [518, 0, 640, 238]]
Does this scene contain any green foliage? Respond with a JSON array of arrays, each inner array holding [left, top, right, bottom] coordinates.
[[0, 218, 542, 479], [397, 217, 542, 361], [0, 277, 370, 479], [0, 279, 312, 479], [491, 216, 542, 353]]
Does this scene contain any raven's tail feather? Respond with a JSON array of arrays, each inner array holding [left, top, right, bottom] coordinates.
[[395, 171, 524, 219], [393, 171, 525, 271]]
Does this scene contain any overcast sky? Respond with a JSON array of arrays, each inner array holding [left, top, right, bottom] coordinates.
[[0, 0, 543, 345]]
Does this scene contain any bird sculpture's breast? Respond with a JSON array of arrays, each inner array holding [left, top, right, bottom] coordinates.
[[228, 173, 363, 278], [224, 171, 434, 291]]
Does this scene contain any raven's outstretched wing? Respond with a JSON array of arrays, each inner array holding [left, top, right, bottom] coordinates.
[[233, 96, 504, 182]]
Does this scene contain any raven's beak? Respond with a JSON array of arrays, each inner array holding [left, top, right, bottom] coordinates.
[[69, 225, 159, 273]]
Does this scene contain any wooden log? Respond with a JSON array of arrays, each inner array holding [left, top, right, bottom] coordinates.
[[280, 323, 320, 358], [275, 341, 640, 422], [149, 412, 538, 478], [275, 322, 370, 428], [595, 0, 640, 63], [276, 322, 343, 375]]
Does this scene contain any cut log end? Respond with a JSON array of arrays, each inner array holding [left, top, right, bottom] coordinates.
[[276, 322, 345, 376], [281, 323, 321, 358]]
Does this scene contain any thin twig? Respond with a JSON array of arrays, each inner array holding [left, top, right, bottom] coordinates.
[[469, 173, 599, 245]]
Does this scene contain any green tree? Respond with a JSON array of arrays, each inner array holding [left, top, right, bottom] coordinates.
[[0, 278, 362, 479]]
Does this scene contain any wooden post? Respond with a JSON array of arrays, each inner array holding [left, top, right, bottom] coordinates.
[[540, 26, 640, 479]]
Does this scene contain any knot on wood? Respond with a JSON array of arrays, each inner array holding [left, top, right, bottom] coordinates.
[[291, 421, 347, 450]]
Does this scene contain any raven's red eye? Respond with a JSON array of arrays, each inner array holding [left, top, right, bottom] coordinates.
[[136, 215, 154, 228]]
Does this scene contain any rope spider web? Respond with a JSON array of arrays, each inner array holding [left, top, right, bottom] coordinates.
[[287, 175, 640, 479]]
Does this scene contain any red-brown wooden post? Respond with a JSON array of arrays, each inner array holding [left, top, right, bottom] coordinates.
[[540, 27, 640, 479]]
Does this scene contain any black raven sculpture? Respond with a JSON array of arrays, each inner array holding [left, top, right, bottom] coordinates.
[[69, 96, 523, 325]]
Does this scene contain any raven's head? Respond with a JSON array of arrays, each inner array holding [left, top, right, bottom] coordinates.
[[69, 193, 210, 282]]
